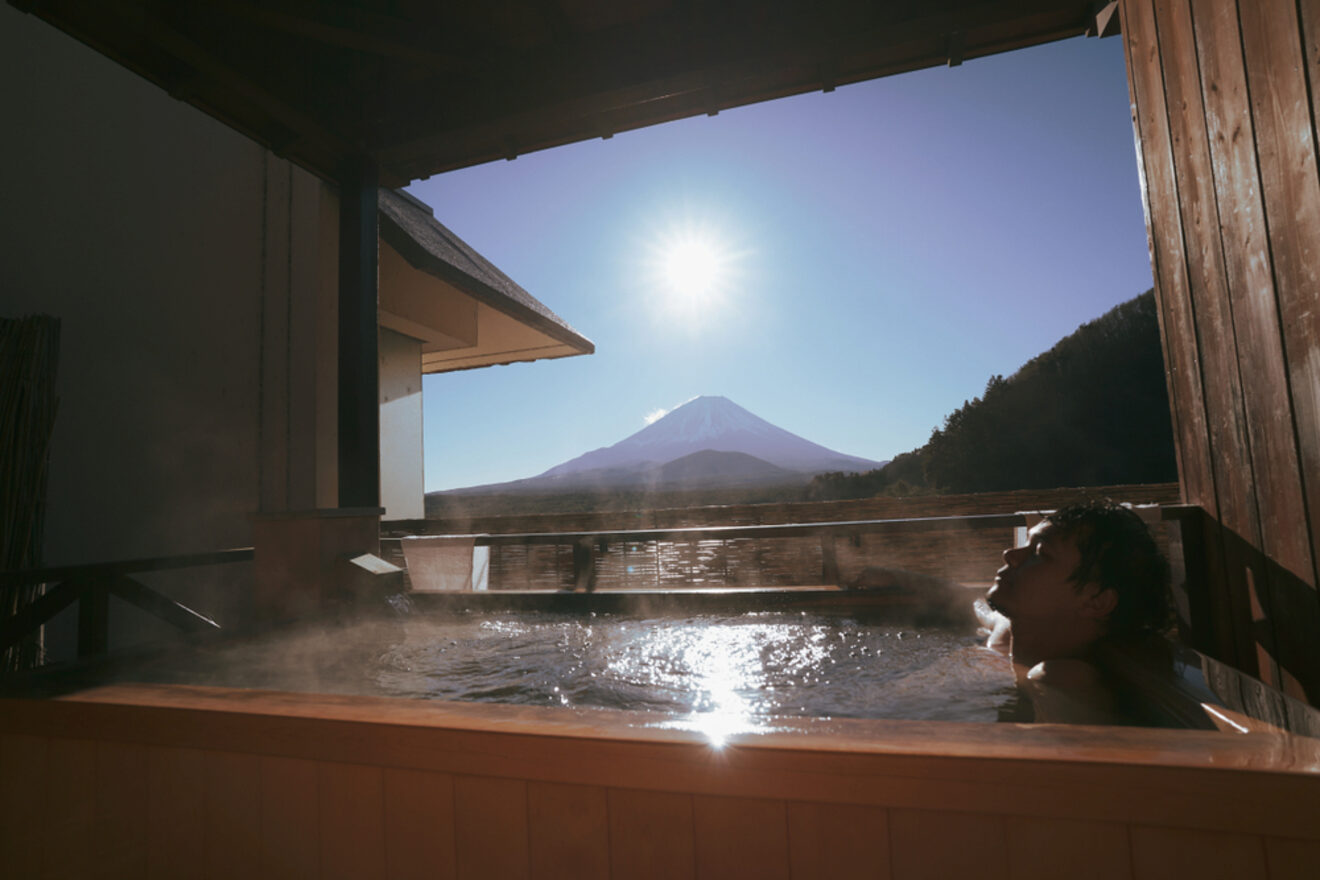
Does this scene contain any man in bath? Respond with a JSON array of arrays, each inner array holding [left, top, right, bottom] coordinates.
[[981, 501, 1172, 723]]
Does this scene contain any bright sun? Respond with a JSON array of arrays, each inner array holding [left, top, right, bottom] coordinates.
[[646, 219, 744, 323], [663, 239, 723, 297]]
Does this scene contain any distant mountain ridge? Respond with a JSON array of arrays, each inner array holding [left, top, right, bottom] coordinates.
[[445, 396, 884, 494]]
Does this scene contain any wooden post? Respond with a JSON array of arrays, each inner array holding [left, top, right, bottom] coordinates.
[[337, 157, 380, 509], [573, 538, 598, 592], [821, 534, 839, 586], [77, 581, 109, 658]]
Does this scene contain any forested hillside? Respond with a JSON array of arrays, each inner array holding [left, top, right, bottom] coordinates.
[[809, 290, 1177, 499]]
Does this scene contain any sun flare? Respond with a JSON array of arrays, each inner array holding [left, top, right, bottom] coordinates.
[[663, 239, 723, 297], [644, 217, 746, 324]]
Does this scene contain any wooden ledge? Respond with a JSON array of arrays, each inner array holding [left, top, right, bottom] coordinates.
[[13, 682, 1319, 774]]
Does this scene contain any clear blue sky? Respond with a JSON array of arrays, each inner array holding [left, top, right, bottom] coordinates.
[[408, 35, 1153, 492]]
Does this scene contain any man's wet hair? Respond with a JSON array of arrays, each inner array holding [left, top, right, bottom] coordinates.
[[1045, 500, 1173, 642]]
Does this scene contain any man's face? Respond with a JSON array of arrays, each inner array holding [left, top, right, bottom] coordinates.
[[987, 521, 1101, 624]]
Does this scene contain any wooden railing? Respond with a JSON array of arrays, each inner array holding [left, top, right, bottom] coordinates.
[[488, 511, 1032, 591], [388, 505, 1198, 597], [0, 548, 252, 663]]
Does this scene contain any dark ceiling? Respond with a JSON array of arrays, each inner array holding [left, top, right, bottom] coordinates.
[[13, 1, 1117, 186]]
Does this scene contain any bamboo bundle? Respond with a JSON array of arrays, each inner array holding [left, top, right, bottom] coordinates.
[[1, 315, 60, 672]]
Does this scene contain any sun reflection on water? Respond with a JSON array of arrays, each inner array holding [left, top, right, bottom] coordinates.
[[607, 618, 839, 746]]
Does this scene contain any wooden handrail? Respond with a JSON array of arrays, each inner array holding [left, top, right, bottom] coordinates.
[[393, 506, 1200, 548], [399, 512, 1033, 547], [1, 548, 250, 663], [0, 547, 254, 591]]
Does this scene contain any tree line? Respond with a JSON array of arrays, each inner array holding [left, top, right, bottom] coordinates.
[[808, 290, 1177, 500]]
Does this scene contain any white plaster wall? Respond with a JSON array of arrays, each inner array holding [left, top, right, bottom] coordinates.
[[0, 6, 332, 649], [379, 329, 425, 521]]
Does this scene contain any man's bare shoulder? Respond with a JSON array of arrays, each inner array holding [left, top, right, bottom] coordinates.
[[1022, 658, 1119, 724], [1026, 657, 1105, 688]]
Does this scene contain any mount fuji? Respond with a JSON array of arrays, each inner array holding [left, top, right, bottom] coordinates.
[[453, 396, 885, 493]]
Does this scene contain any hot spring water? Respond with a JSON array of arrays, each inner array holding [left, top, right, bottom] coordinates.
[[132, 610, 1018, 731]]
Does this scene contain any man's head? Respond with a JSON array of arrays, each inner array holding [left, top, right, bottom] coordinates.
[[987, 501, 1171, 647]]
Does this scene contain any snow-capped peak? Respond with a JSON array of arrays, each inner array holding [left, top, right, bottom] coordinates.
[[539, 395, 881, 477]]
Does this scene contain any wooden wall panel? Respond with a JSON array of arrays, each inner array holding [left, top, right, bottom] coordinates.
[[785, 801, 890, 880], [453, 774, 529, 880], [527, 781, 610, 880], [889, 809, 1008, 880], [384, 767, 456, 880], [260, 755, 321, 880], [94, 740, 150, 878], [1237, 0, 1320, 700], [1005, 816, 1132, 880], [692, 794, 790, 880], [1119, 0, 1215, 510], [1122, 0, 1320, 703], [1144, 0, 1260, 669], [0, 734, 46, 877], [1129, 826, 1267, 879], [607, 788, 696, 880], [43, 737, 98, 879], [1264, 836, 1320, 880], [1195, 0, 1315, 693], [146, 746, 209, 880], [204, 750, 264, 880], [319, 762, 387, 880]]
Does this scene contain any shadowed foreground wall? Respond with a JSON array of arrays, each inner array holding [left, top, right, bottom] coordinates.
[[2, 684, 1320, 879], [1121, 0, 1320, 703]]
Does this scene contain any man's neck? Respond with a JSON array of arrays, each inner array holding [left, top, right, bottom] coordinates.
[[1008, 619, 1102, 671]]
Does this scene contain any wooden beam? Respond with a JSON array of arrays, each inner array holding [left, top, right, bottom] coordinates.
[[1090, 1, 1121, 38], [76, 581, 108, 658], [378, 0, 1093, 174], [210, 0, 476, 74], [106, 576, 221, 634], [337, 158, 381, 510], [0, 581, 81, 655]]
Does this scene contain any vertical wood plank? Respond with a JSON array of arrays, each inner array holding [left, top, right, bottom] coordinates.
[[1119, 0, 1216, 513], [1244, 0, 1320, 576], [146, 746, 209, 880], [608, 788, 696, 880], [95, 740, 149, 879], [0, 734, 48, 878], [1120, 0, 1191, 505], [287, 163, 322, 509], [320, 761, 387, 880], [1006, 816, 1132, 880], [1122, 0, 1257, 668], [385, 767, 456, 880], [260, 150, 292, 513], [527, 781, 609, 880], [453, 775, 529, 880], [889, 809, 1008, 880], [261, 755, 321, 880], [692, 794, 790, 880], [786, 801, 890, 880], [44, 738, 97, 879], [1143, 0, 1263, 671], [203, 750, 264, 880], [1263, 836, 1320, 879], [1192, 0, 1314, 689], [1130, 826, 1267, 879], [1237, 0, 1320, 701], [337, 156, 381, 508]]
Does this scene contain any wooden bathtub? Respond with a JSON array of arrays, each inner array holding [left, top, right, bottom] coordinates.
[[2, 683, 1318, 878]]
